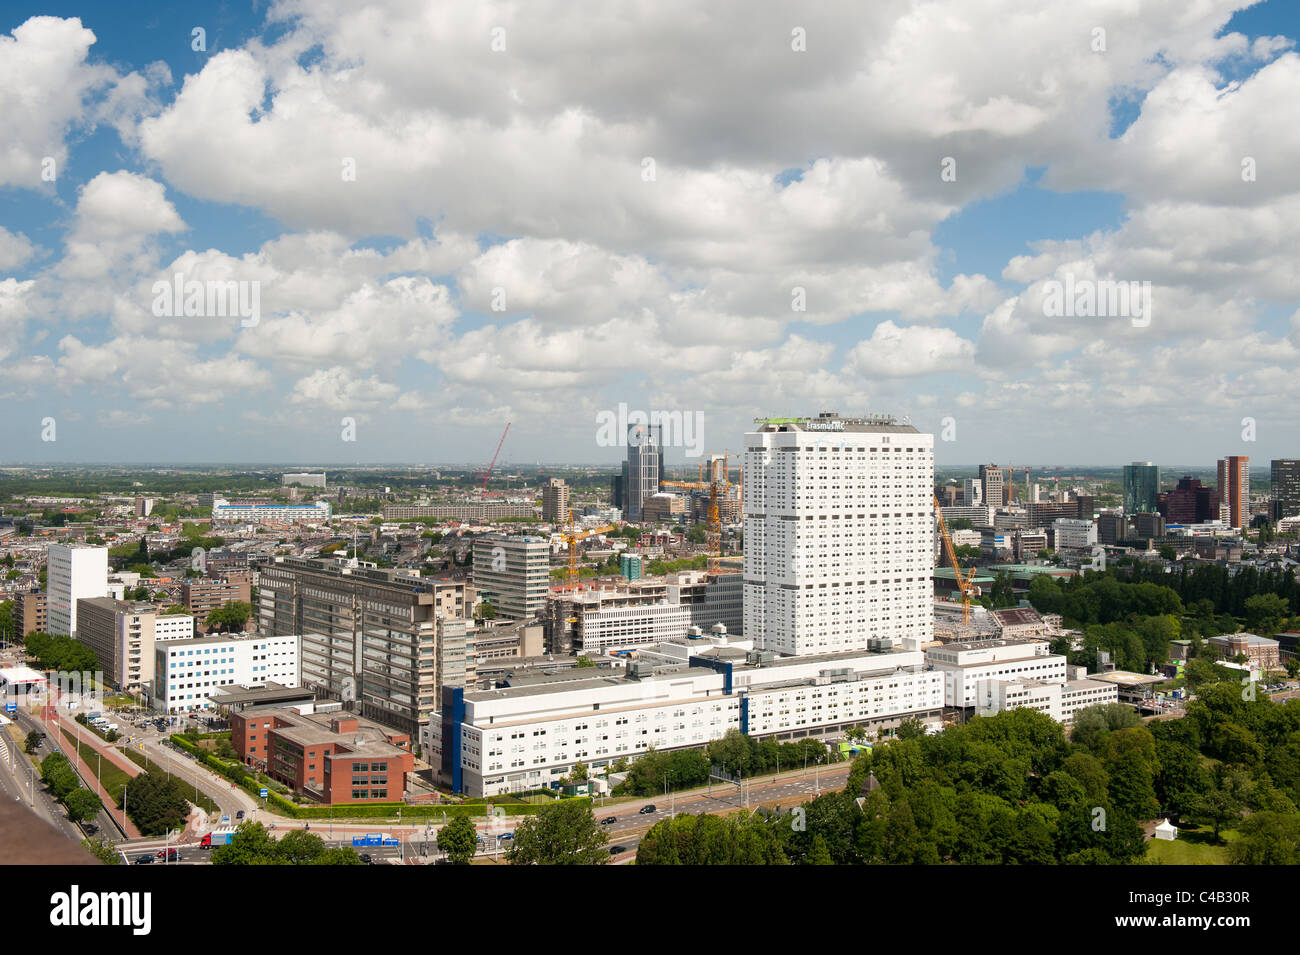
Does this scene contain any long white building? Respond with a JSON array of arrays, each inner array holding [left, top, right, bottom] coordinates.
[[426, 641, 944, 796], [154, 632, 300, 713], [926, 637, 1117, 722], [211, 499, 332, 524], [46, 544, 108, 637], [743, 412, 934, 655]]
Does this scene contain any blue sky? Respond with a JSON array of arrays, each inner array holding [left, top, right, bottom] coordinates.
[[1, 0, 1298, 468]]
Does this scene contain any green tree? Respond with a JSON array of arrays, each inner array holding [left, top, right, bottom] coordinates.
[[1244, 593, 1288, 636], [63, 788, 103, 823], [574, 655, 594, 668], [1229, 812, 1300, 865], [437, 814, 479, 865], [506, 799, 608, 865], [82, 837, 123, 865], [205, 600, 252, 633], [120, 771, 189, 837], [24, 730, 42, 754], [805, 833, 834, 865]]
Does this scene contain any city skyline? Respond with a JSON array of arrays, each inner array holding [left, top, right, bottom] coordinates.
[[1, 1, 1299, 466]]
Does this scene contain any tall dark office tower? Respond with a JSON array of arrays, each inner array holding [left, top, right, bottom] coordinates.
[[1271, 459, 1300, 520], [1122, 462, 1159, 515], [626, 423, 662, 521]]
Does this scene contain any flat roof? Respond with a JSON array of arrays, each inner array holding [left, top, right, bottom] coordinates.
[[1087, 670, 1164, 686]]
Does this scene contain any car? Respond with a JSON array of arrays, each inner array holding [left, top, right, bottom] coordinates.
[[609, 845, 628, 855], [82, 823, 98, 835], [639, 805, 656, 814], [601, 816, 618, 826], [359, 853, 373, 864], [499, 832, 514, 841], [235, 810, 245, 819], [133, 854, 154, 864], [156, 848, 181, 861]]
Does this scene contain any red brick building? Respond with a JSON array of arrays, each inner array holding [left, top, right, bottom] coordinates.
[[231, 705, 414, 804]]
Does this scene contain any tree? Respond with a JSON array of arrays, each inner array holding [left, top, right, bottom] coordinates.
[[64, 788, 103, 823], [476, 601, 496, 621], [24, 730, 42, 754], [120, 771, 189, 837], [506, 799, 608, 865], [806, 833, 835, 865], [1191, 768, 1251, 843], [1244, 593, 1288, 636], [896, 717, 927, 741], [205, 600, 252, 633], [1230, 812, 1300, 865], [437, 814, 479, 865], [574, 655, 595, 668], [82, 837, 123, 865]]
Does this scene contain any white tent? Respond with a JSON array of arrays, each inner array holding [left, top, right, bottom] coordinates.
[[1154, 819, 1178, 841]]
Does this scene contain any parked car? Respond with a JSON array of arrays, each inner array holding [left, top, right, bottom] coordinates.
[[82, 823, 98, 835], [601, 816, 618, 825], [639, 805, 656, 814]]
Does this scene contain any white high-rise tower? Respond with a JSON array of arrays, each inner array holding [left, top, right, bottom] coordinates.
[[743, 412, 934, 656], [46, 544, 109, 637]]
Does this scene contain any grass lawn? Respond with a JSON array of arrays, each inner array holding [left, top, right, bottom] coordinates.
[[1145, 824, 1239, 864], [68, 736, 132, 805]]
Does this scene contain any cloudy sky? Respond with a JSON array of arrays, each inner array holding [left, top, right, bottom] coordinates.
[[1, 0, 1298, 468]]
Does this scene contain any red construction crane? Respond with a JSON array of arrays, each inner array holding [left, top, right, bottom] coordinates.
[[480, 422, 511, 495]]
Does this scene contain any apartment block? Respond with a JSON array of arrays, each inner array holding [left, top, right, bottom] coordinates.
[[16, 591, 46, 638], [1217, 456, 1250, 529], [541, 478, 570, 524]]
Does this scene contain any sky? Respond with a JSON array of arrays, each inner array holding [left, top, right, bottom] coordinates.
[[1, 0, 1298, 469]]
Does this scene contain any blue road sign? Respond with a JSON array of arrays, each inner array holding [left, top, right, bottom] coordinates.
[[260, 788, 268, 798]]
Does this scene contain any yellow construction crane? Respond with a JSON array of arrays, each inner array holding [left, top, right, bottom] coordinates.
[[933, 492, 976, 624], [561, 509, 614, 591], [662, 451, 738, 557]]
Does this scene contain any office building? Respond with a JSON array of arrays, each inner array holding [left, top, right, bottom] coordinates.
[[1052, 518, 1098, 551], [1270, 460, 1300, 521], [1122, 462, 1160, 515], [625, 424, 663, 521], [620, 554, 642, 580], [134, 497, 154, 518], [1131, 512, 1166, 539], [979, 465, 1006, 507], [16, 591, 46, 639], [926, 638, 1068, 709], [962, 478, 982, 506], [640, 492, 686, 524], [381, 502, 535, 521], [1163, 476, 1220, 525], [541, 478, 570, 524], [256, 556, 471, 735], [744, 412, 933, 656], [1204, 633, 1280, 670], [46, 544, 108, 637], [1217, 456, 1249, 529], [472, 535, 549, 622], [230, 704, 413, 804], [282, 472, 327, 488], [154, 631, 299, 713], [1097, 513, 1127, 546], [611, 469, 627, 513], [426, 642, 944, 797]]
